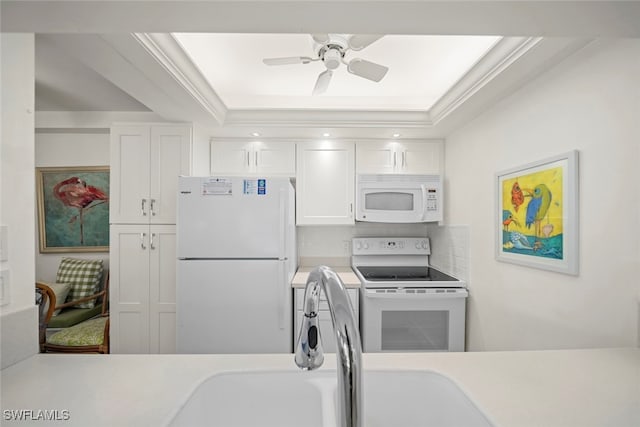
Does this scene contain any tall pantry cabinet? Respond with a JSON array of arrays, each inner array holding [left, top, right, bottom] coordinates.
[[109, 123, 192, 353]]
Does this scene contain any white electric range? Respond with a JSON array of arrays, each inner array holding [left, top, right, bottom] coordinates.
[[352, 237, 468, 352]]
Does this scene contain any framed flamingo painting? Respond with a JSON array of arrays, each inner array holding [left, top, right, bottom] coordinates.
[[36, 166, 110, 253], [495, 151, 579, 275]]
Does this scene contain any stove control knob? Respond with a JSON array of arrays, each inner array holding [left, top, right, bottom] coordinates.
[[363, 242, 370, 249], [421, 241, 428, 249], [355, 241, 362, 250], [415, 242, 421, 249]]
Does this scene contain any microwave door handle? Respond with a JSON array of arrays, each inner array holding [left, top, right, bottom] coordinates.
[[420, 184, 428, 220]]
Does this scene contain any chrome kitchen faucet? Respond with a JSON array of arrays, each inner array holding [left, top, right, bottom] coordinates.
[[294, 265, 363, 427]]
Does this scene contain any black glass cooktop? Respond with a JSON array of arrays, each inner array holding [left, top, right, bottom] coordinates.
[[355, 266, 460, 282]]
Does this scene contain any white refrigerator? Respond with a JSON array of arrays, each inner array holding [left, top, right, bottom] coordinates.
[[176, 176, 296, 353]]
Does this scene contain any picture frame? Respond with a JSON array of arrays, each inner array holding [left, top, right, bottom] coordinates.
[[36, 166, 110, 253], [495, 151, 579, 275]]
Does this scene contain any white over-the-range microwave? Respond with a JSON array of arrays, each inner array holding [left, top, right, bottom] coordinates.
[[356, 174, 443, 223]]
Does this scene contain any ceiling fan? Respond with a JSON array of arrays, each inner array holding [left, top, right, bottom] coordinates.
[[262, 34, 388, 95]]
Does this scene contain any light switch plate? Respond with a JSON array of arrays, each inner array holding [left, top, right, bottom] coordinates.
[[0, 268, 10, 306]]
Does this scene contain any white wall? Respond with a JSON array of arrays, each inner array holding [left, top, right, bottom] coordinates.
[[34, 131, 111, 281], [445, 39, 640, 351], [1, 34, 39, 368]]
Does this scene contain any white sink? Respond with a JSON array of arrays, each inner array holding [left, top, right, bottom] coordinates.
[[169, 370, 495, 427]]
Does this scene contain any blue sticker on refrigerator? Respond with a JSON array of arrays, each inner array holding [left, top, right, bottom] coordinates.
[[243, 179, 267, 195]]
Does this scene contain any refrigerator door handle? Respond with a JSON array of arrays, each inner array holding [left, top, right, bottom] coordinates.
[[278, 261, 286, 330], [278, 188, 286, 260]]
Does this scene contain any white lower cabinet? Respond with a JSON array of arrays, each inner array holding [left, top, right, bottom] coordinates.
[[110, 224, 176, 354], [294, 288, 359, 353]]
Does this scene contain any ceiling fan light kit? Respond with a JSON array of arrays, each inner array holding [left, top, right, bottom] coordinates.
[[263, 33, 389, 95], [320, 46, 344, 70]]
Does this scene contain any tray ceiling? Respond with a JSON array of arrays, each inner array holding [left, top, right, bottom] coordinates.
[[173, 33, 500, 111]]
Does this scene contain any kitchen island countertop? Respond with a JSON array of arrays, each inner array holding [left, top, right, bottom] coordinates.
[[1, 348, 638, 427], [291, 266, 361, 288]]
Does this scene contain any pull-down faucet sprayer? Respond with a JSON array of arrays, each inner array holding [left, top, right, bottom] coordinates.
[[294, 265, 363, 427]]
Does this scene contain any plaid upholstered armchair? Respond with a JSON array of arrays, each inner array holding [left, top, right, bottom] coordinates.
[[36, 258, 109, 353]]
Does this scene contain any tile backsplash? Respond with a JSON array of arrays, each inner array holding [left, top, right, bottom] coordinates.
[[297, 223, 429, 259], [297, 223, 469, 282], [428, 225, 470, 282]]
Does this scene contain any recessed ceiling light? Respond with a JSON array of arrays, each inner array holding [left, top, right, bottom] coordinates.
[[392, 133, 401, 138], [323, 133, 331, 137], [251, 132, 260, 137]]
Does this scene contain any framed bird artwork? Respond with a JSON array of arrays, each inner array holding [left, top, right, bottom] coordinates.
[[36, 166, 110, 253], [495, 151, 579, 275]]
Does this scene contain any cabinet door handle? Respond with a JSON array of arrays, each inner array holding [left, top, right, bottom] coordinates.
[[393, 152, 397, 168], [246, 151, 250, 167], [402, 151, 406, 168], [150, 233, 156, 250], [141, 199, 147, 216], [150, 199, 156, 216], [140, 233, 147, 250], [255, 151, 259, 167]]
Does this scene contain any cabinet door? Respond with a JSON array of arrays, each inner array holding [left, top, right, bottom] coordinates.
[[296, 141, 355, 225], [294, 289, 359, 353], [398, 141, 443, 174], [254, 141, 296, 176], [148, 225, 177, 354], [356, 141, 397, 174], [110, 125, 151, 223], [150, 126, 192, 224], [210, 141, 252, 175], [110, 225, 151, 354]]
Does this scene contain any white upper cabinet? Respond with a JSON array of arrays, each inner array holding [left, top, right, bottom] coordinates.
[[110, 124, 192, 224], [356, 140, 443, 175], [210, 140, 295, 176], [296, 141, 355, 225]]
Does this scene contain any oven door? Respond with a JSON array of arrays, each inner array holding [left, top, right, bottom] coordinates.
[[361, 288, 467, 352]]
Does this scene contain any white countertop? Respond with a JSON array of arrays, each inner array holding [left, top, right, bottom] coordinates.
[[1, 348, 638, 426], [291, 266, 361, 288]]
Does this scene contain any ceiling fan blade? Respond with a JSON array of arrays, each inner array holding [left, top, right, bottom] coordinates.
[[347, 58, 389, 82], [311, 34, 330, 44], [312, 70, 333, 95], [262, 56, 315, 66], [348, 34, 383, 51]]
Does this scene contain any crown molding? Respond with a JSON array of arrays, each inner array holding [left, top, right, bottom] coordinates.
[[224, 109, 432, 128], [430, 37, 542, 125], [133, 33, 227, 125], [209, 136, 444, 144], [35, 111, 165, 129]]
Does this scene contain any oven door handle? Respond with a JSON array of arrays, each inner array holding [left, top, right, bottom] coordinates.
[[364, 289, 468, 299]]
